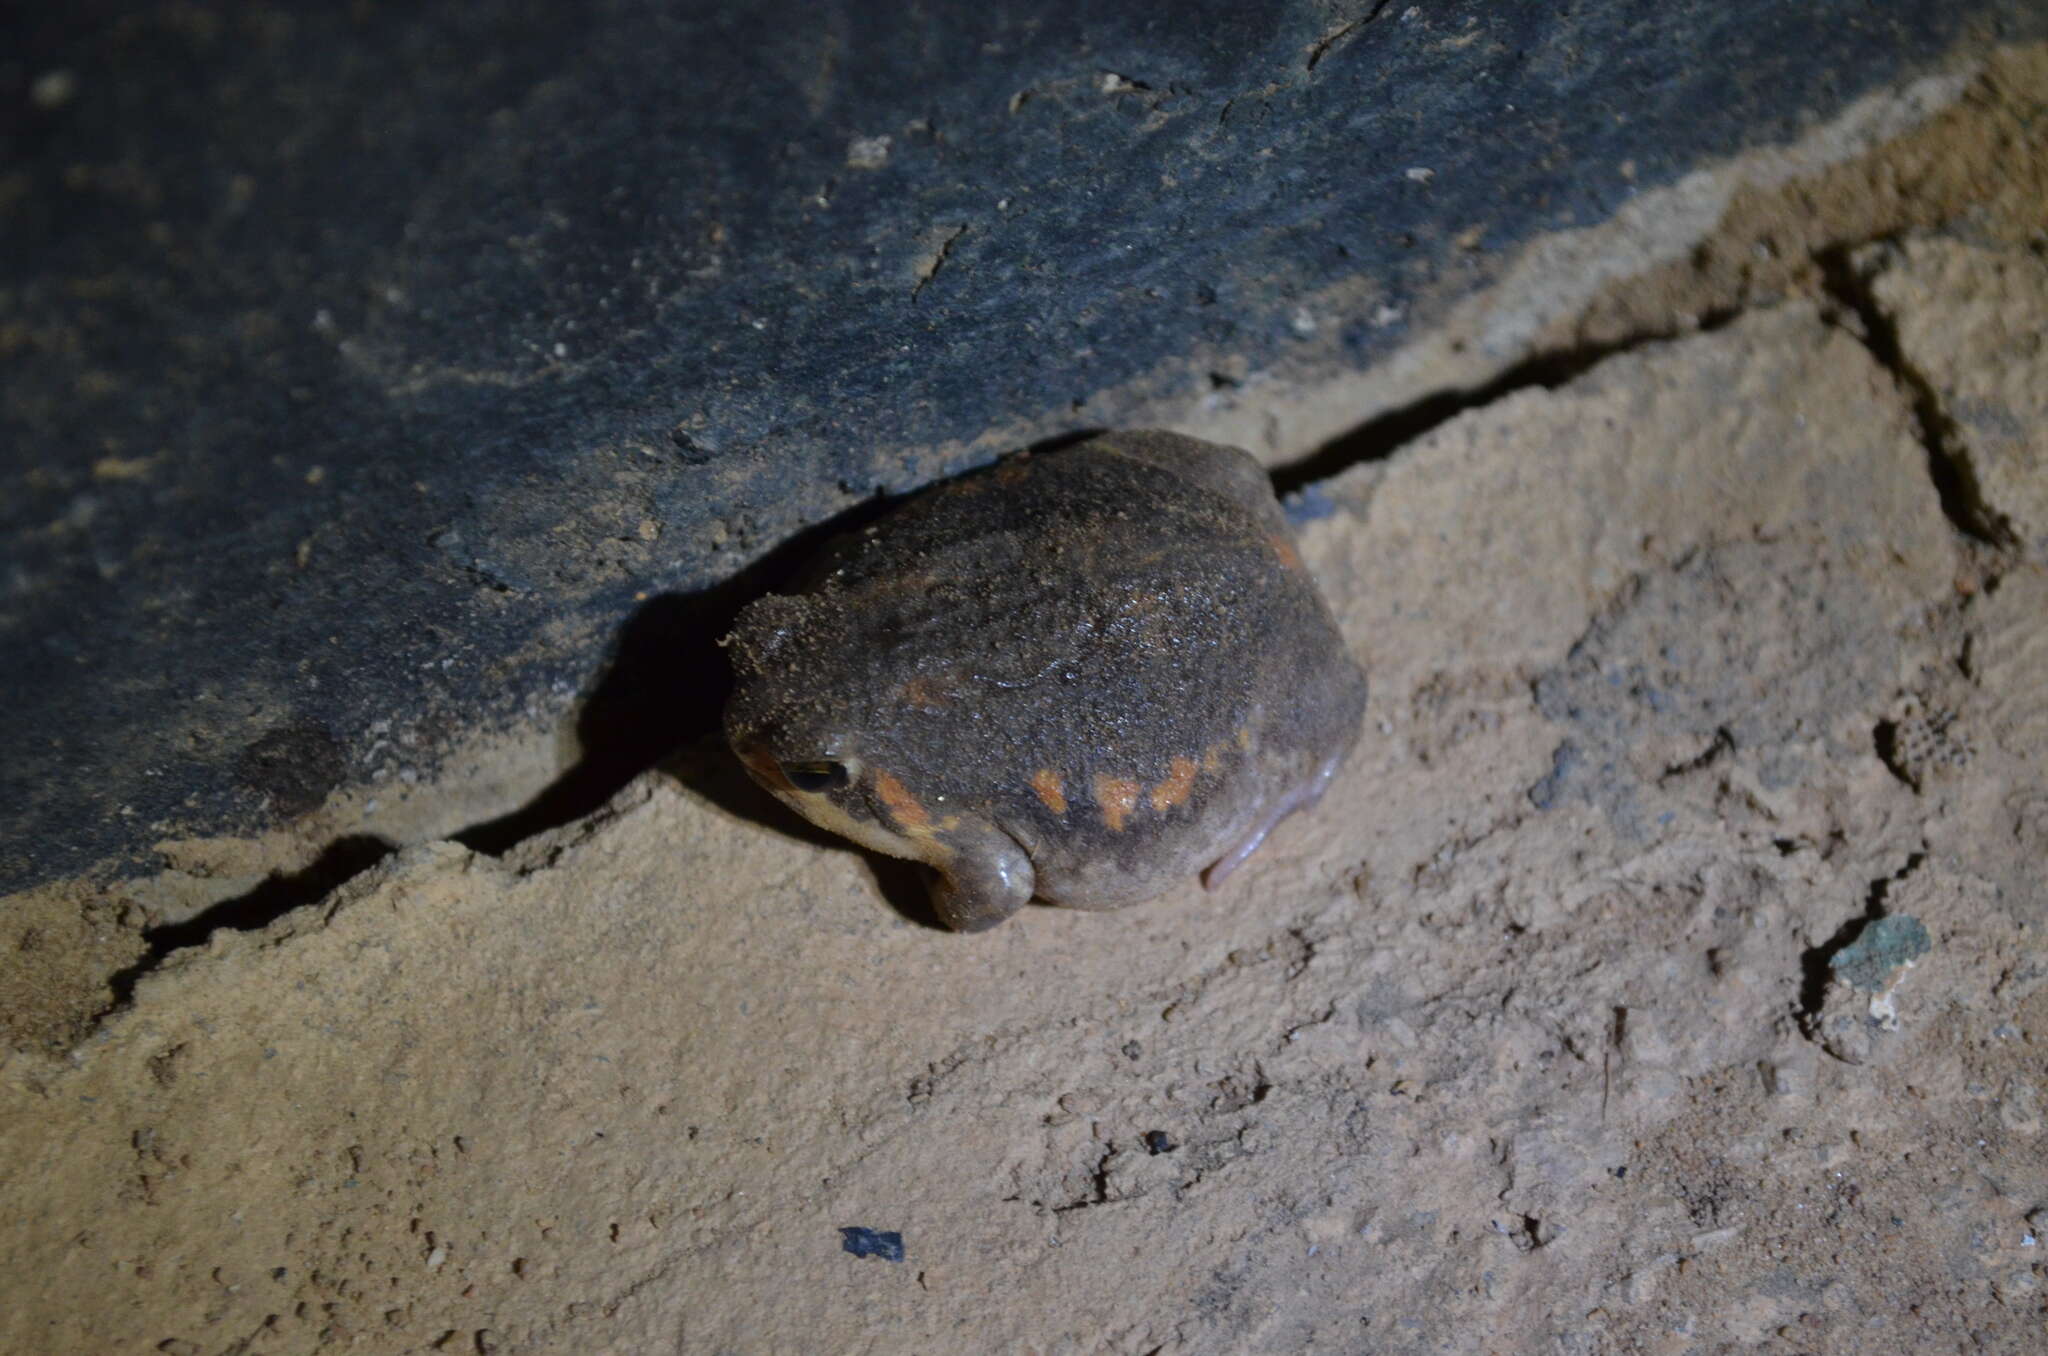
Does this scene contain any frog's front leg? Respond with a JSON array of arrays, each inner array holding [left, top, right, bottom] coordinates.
[[928, 819, 1035, 932]]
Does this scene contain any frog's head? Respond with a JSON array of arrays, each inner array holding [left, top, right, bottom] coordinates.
[[720, 591, 942, 866]]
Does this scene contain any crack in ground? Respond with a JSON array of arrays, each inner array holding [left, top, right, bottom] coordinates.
[[1813, 242, 2015, 547], [1276, 233, 2035, 541], [1271, 310, 1739, 495], [1659, 727, 1736, 785], [98, 834, 396, 1020]]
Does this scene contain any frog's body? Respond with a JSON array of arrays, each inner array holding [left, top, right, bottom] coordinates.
[[722, 430, 1367, 931]]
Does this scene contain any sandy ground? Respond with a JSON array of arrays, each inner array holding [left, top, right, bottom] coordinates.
[[3, 44, 2046, 1356]]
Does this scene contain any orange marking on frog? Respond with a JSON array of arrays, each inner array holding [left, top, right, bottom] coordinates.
[[1269, 533, 1303, 571], [1202, 744, 1224, 775], [873, 771, 932, 831], [1149, 755, 1199, 812], [1093, 774, 1142, 833], [1031, 768, 1069, 815]]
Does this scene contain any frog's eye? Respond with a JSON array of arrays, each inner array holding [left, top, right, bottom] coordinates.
[[782, 759, 851, 792]]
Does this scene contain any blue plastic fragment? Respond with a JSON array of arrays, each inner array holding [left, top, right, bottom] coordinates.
[[839, 1226, 906, 1262]]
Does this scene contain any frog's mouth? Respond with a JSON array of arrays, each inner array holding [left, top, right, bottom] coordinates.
[[729, 737, 949, 872], [732, 741, 795, 793]]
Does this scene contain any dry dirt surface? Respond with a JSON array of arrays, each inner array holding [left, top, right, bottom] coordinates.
[[4, 45, 2047, 1356]]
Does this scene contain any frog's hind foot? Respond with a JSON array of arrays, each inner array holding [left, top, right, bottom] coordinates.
[[1201, 752, 1344, 890]]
